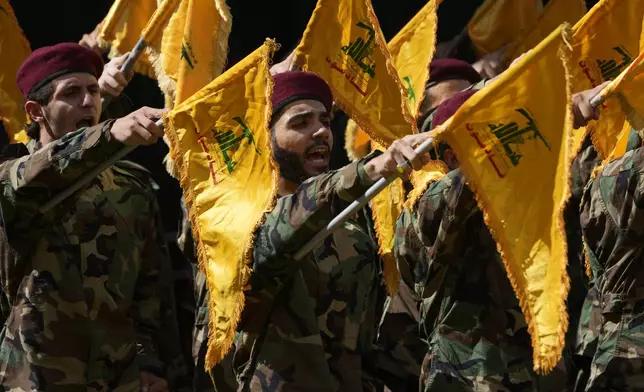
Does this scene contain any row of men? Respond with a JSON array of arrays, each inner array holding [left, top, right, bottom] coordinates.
[[0, 39, 635, 392]]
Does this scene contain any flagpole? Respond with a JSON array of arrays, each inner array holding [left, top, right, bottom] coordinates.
[[293, 135, 436, 261], [38, 118, 163, 214]]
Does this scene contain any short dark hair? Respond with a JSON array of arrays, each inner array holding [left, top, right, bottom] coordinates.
[[24, 82, 55, 140]]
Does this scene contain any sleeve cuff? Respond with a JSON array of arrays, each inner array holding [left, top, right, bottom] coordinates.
[[356, 150, 382, 188]]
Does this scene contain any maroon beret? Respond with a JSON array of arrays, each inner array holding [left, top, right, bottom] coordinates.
[[16, 42, 104, 98], [431, 89, 479, 129], [271, 71, 333, 116], [428, 58, 482, 87]]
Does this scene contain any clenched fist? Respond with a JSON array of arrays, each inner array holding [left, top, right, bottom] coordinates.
[[111, 107, 167, 146], [364, 133, 432, 180], [99, 53, 133, 97]]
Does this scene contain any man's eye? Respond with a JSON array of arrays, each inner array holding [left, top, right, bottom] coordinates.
[[62, 87, 79, 96], [291, 119, 306, 128], [321, 118, 331, 127]]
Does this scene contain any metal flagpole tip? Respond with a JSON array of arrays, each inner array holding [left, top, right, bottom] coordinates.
[[590, 95, 604, 108]]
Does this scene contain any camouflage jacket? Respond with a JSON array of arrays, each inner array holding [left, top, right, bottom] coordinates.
[[0, 122, 183, 391], [394, 169, 567, 392], [374, 280, 426, 392], [579, 145, 644, 391], [231, 159, 381, 392], [566, 135, 600, 350]]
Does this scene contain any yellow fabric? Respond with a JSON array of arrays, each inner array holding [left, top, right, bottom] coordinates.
[[345, 0, 437, 159], [467, 0, 543, 57], [433, 25, 573, 373], [504, 0, 585, 63], [141, 0, 182, 43], [149, 0, 231, 107], [294, 0, 416, 149], [0, 0, 31, 143], [604, 121, 632, 162], [149, 0, 188, 99], [97, 0, 159, 78], [165, 40, 278, 369], [370, 174, 405, 295], [11, 129, 29, 144], [570, 0, 644, 159], [389, 0, 438, 118], [345, 120, 372, 161]]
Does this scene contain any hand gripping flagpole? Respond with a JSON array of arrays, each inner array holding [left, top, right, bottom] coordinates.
[[100, 37, 148, 108], [99, 0, 181, 108], [38, 119, 164, 214], [39, 0, 181, 213], [293, 134, 436, 261]]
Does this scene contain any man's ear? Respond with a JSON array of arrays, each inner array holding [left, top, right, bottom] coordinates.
[[24, 101, 45, 124]]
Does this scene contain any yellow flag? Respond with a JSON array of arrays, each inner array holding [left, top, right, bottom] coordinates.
[[149, 0, 232, 106], [0, 0, 31, 143], [389, 0, 438, 118], [571, 0, 644, 159], [504, 0, 586, 63], [595, 51, 644, 143], [294, 0, 415, 148], [345, 0, 438, 158], [432, 25, 573, 373], [165, 39, 278, 368], [97, 0, 159, 78], [467, 0, 543, 57]]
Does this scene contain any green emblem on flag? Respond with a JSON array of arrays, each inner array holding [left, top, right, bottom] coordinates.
[[212, 117, 260, 174], [489, 108, 550, 167], [403, 76, 416, 104], [342, 20, 377, 78], [598, 46, 632, 82], [181, 40, 197, 70]]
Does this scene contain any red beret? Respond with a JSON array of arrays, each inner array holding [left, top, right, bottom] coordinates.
[[431, 89, 479, 129], [428, 58, 482, 87], [17, 42, 104, 98], [271, 71, 333, 116]]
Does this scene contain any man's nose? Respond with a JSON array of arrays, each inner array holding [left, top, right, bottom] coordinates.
[[313, 123, 331, 140], [82, 89, 96, 108]]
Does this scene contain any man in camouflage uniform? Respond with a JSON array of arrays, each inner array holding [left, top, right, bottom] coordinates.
[[372, 59, 486, 392], [222, 71, 430, 391], [578, 125, 644, 390], [572, 129, 642, 392], [0, 42, 186, 391], [394, 90, 574, 391]]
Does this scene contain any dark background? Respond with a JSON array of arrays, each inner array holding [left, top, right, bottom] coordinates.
[[8, 0, 600, 232]]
